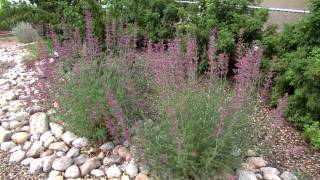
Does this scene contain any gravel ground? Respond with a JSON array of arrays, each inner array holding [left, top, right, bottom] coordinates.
[[257, 106, 320, 179], [0, 151, 46, 180]]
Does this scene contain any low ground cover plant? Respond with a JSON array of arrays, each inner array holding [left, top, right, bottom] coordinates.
[[12, 22, 38, 43]]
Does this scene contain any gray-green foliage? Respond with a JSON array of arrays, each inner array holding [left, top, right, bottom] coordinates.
[[12, 22, 38, 43], [142, 82, 257, 179]]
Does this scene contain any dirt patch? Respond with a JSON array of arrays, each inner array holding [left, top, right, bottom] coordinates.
[[0, 33, 17, 47]]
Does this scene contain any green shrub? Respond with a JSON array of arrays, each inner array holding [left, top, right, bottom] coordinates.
[[12, 22, 38, 43], [273, 48, 320, 148], [56, 56, 136, 142], [304, 122, 320, 150], [142, 82, 258, 179]]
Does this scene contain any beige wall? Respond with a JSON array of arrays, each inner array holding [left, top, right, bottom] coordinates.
[[258, 0, 309, 29], [260, 0, 309, 10]]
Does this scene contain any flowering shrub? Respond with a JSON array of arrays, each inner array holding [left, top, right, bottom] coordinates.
[[12, 22, 38, 43], [50, 12, 148, 142], [141, 33, 263, 179]]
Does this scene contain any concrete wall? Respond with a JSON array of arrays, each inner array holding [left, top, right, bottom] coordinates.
[[259, 0, 309, 29]]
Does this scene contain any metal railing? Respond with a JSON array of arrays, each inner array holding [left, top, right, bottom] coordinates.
[[176, 1, 310, 14]]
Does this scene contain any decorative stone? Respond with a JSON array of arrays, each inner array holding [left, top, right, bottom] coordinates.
[[30, 133, 40, 142], [0, 127, 12, 143], [75, 154, 90, 165], [80, 157, 101, 176], [29, 112, 48, 134], [247, 157, 267, 168], [52, 157, 73, 171], [103, 155, 121, 165], [9, 150, 26, 163], [11, 132, 30, 144], [48, 170, 62, 180], [100, 142, 114, 152], [40, 149, 54, 157], [29, 158, 43, 174], [49, 122, 64, 138], [125, 163, 139, 178], [61, 131, 77, 145], [48, 142, 69, 152], [135, 173, 149, 180], [121, 174, 131, 180], [56, 151, 66, 157], [260, 167, 280, 176], [264, 173, 282, 180], [42, 155, 57, 172], [97, 152, 104, 159], [29, 105, 44, 115], [105, 165, 122, 178], [0, 141, 16, 151], [118, 146, 129, 159], [91, 169, 105, 177], [9, 120, 27, 129], [65, 165, 80, 178], [23, 141, 32, 150], [66, 147, 80, 158], [21, 157, 34, 166], [72, 137, 89, 148], [26, 141, 44, 157], [280, 171, 298, 180], [10, 111, 29, 121], [40, 131, 55, 147], [238, 170, 257, 180], [9, 145, 21, 153]]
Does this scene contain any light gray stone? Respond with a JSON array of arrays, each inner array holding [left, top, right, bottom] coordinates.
[[72, 137, 89, 148], [9, 145, 21, 153], [65, 165, 80, 178], [26, 141, 44, 157], [52, 157, 73, 171], [125, 163, 139, 178], [0, 126, 12, 143], [75, 154, 90, 165], [238, 170, 257, 180], [91, 169, 105, 177], [260, 167, 280, 175], [9, 150, 26, 163], [29, 158, 43, 174], [105, 165, 122, 178], [0, 141, 16, 151], [264, 173, 282, 180], [56, 151, 66, 157], [48, 170, 61, 180], [40, 131, 55, 147], [21, 157, 34, 166], [30, 133, 40, 142], [23, 141, 32, 150], [29, 112, 48, 134], [66, 147, 80, 158], [61, 131, 77, 145], [9, 111, 29, 121], [280, 171, 299, 180], [42, 155, 57, 172], [48, 142, 69, 152], [49, 122, 64, 138], [100, 142, 114, 152]]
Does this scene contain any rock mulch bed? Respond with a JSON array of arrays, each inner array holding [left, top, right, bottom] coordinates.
[[257, 107, 320, 179], [0, 43, 302, 180]]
